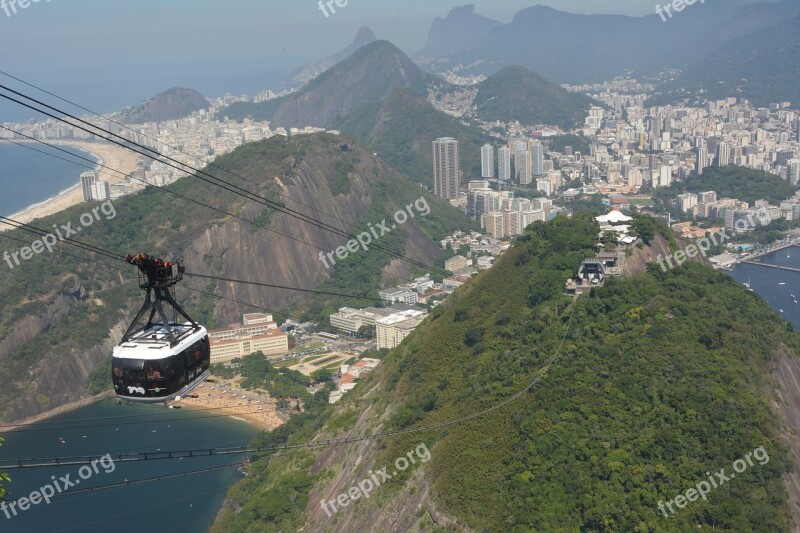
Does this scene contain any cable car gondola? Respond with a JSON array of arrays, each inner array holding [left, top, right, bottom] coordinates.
[[112, 253, 210, 404]]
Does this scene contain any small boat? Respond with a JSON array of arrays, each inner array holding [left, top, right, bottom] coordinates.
[[780, 309, 784, 313], [779, 282, 786, 285]]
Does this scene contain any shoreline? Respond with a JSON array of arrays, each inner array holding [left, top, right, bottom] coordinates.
[[2, 385, 282, 433], [176, 380, 285, 432], [0, 140, 139, 231], [3, 391, 114, 431]]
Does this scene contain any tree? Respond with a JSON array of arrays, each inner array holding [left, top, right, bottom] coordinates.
[[356, 325, 375, 339], [310, 368, 334, 383], [631, 216, 656, 244], [0, 438, 9, 501]]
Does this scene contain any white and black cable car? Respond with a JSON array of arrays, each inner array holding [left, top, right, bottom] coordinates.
[[112, 254, 210, 403]]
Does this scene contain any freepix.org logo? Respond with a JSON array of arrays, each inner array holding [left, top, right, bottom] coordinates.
[[1, 0, 53, 19], [317, 197, 430, 270], [656, 207, 771, 272], [2, 454, 116, 520], [318, 0, 348, 19], [655, 0, 705, 22], [3, 200, 117, 271]]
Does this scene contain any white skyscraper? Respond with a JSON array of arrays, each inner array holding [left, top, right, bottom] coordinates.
[[517, 151, 532, 185], [91, 180, 110, 201], [697, 146, 708, 175], [717, 143, 730, 167], [788, 159, 800, 186], [530, 142, 544, 176], [80, 171, 97, 202], [498, 147, 511, 180], [659, 165, 672, 187], [481, 144, 494, 178], [433, 138, 460, 200]]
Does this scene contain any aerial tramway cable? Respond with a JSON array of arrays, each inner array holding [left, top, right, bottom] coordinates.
[[0, 85, 451, 278], [0, 69, 401, 242], [0, 126, 442, 287], [0, 213, 383, 301]]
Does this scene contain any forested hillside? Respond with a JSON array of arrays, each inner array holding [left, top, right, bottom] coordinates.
[[213, 214, 796, 531]]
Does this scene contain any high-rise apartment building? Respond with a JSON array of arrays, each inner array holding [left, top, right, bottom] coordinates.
[[80, 171, 98, 202], [433, 138, 460, 200], [498, 147, 511, 180], [697, 146, 708, 175], [481, 144, 494, 179], [717, 143, 730, 167], [530, 142, 544, 176], [516, 150, 532, 185]]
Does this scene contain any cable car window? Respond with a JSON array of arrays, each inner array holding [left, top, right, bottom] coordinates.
[[119, 358, 146, 380], [121, 358, 145, 370], [146, 361, 164, 380]]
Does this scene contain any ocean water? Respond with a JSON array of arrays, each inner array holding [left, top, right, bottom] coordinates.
[[0, 399, 259, 533], [728, 246, 800, 329], [0, 143, 98, 217]]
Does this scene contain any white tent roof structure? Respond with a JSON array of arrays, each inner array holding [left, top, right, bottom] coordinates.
[[595, 210, 633, 224]]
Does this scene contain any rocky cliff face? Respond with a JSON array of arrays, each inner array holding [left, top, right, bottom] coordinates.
[[0, 276, 127, 422], [181, 142, 442, 321]]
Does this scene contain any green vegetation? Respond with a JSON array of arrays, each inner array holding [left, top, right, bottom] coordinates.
[[473, 66, 596, 129], [653, 165, 796, 205], [546, 133, 591, 155], [0, 438, 9, 501], [248, 193, 286, 234], [212, 382, 335, 533], [87, 357, 112, 394], [215, 214, 796, 531], [233, 352, 312, 400], [331, 156, 357, 196]]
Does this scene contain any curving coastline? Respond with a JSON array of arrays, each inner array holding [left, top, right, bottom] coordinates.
[[0, 140, 139, 230]]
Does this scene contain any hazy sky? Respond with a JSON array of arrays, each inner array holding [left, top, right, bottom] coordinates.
[[0, 1, 659, 119]]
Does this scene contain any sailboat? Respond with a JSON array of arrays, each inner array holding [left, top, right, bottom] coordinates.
[[743, 277, 754, 292]]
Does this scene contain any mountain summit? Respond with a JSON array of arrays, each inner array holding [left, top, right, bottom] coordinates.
[[421, 4, 501, 56], [224, 41, 432, 128], [120, 87, 209, 124], [287, 27, 377, 88]]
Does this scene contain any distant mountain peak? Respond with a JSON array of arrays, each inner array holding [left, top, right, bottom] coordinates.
[[354, 26, 376, 41], [287, 26, 377, 88], [421, 4, 501, 56], [226, 39, 432, 128], [472, 65, 595, 129], [120, 87, 209, 124]]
